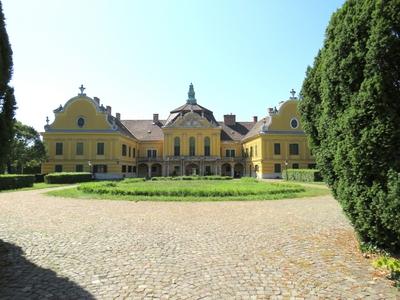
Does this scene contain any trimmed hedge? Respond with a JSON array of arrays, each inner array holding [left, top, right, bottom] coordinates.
[[44, 172, 92, 184], [34, 174, 45, 183], [0, 175, 35, 190], [282, 169, 323, 182]]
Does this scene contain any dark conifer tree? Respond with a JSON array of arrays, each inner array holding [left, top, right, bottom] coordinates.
[[300, 0, 400, 251], [0, 1, 16, 172]]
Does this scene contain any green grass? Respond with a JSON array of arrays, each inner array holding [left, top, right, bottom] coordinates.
[[47, 178, 330, 202], [1, 182, 68, 192]]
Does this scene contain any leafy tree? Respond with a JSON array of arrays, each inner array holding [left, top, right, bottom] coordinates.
[[0, 1, 16, 173], [8, 121, 46, 174], [300, 0, 400, 252]]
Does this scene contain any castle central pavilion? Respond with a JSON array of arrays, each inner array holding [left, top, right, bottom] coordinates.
[[41, 84, 315, 179]]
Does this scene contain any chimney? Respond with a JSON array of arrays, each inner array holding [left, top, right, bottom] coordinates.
[[116, 113, 121, 120], [106, 105, 111, 115], [268, 107, 275, 115], [224, 114, 236, 126], [93, 97, 100, 105], [253, 116, 258, 123], [153, 113, 159, 124]]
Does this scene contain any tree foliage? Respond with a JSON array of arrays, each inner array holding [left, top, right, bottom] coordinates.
[[300, 0, 400, 252], [8, 121, 46, 174], [0, 1, 16, 172]]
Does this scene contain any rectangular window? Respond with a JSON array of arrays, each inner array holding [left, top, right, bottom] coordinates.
[[76, 142, 84, 155], [173, 166, 180, 176], [274, 163, 281, 173], [132, 166, 137, 173], [97, 142, 105, 155], [308, 163, 316, 169], [292, 163, 299, 169], [94, 164, 107, 173], [132, 148, 136, 158], [189, 138, 196, 156], [250, 147, 253, 157], [274, 143, 281, 155], [204, 146, 210, 156], [122, 165, 127, 173], [122, 144, 127, 156], [75, 164, 84, 172], [56, 142, 63, 155], [225, 149, 236, 157], [128, 165, 132, 173], [289, 143, 299, 155], [205, 166, 211, 175], [174, 145, 180, 156], [55, 164, 63, 172], [147, 149, 157, 158], [129, 147, 131, 157]]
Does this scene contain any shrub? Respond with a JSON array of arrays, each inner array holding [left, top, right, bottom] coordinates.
[[282, 169, 322, 182], [373, 256, 400, 287], [34, 174, 45, 183], [299, 0, 400, 251], [44, 172, 92, 184], [0, 174, 35, 190]]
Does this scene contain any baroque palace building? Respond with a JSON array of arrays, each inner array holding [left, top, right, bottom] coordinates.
[[41, 84, 315, 179]]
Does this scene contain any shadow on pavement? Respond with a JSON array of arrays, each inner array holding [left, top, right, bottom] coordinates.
[[0, 239, 93, 299]]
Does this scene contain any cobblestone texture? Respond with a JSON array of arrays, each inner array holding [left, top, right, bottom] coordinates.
[[0, 187, 398, 299]]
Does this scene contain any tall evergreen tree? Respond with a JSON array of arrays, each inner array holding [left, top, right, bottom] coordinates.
[[0, 1, 16, 173], [300, 0, 400, 251]]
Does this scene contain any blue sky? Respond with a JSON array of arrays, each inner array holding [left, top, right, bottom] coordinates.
[[3, 0, 345, 131]]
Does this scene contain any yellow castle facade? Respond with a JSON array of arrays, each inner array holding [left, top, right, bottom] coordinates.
[[41, 84, 315, 179]]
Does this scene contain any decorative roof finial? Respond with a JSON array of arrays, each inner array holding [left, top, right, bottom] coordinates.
[[290, 88, 296, 99], [46, 116, 49, 125], [187, 83, 197, 104], [79, 84, 86, 96]]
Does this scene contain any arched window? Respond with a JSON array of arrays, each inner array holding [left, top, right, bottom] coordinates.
[[204, 137, 210, 156], [174, 137, 180, 156], [189, 137, 196, 156]]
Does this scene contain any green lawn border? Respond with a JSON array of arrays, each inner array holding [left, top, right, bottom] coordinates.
[[46, 183, 330, 202], [0, 182, 70, 193]]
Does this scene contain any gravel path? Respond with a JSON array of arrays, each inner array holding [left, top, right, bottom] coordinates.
[[0, 187, 398, 299]]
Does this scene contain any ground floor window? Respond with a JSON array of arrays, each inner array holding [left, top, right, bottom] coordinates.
[[133, 166, 137, 173], [292, 163, 299, 169], [205, 165, 211, 175], [173, 166, 180, 176], [55, 165, 62, 172], [128, 165, 132, 173], [75, 164, 83, 172], [94, 165, 107, 173], [308, 163, 316, 169], [274, 163, 281, 173], [122, 165, 127, 173]]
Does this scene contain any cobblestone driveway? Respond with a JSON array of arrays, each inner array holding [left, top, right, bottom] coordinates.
[[0, 187, 398, 299]]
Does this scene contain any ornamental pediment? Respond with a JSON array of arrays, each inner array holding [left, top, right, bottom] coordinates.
[[166, 112, 216, 128]]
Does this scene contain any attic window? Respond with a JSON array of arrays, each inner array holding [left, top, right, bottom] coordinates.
[[77, 117, 85, 128], [290, 118, 299, 129]]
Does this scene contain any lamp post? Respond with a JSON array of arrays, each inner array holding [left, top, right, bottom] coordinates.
[[88, 160, 92, 178], [284, 160, 288, 180]]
